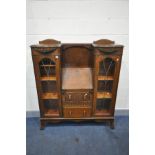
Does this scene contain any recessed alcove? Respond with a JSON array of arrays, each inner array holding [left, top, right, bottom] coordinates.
[[61, 45, 94, 90]]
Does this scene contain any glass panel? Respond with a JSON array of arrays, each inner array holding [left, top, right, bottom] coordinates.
[[39, 58, 56, 77], [44, 99, 59, 111], [99, 58, 115, 76], [97, 81, 113, 93], [41, 81, 57, 93], [96, 99, 111, 111]]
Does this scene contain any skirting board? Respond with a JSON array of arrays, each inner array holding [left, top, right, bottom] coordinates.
[[26, 109, 129, 118]]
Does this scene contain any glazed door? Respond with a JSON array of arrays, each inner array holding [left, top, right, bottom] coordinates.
[[32, 51, 62, 117], [93, 53, 121, 116]]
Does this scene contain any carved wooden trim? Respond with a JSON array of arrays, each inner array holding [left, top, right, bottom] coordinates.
[[93, 39, 115, 45], [97, 48, 118, 54], [39, 39, 61, 45], [31, 47, 60, 54], [36, 47, 58, 54]]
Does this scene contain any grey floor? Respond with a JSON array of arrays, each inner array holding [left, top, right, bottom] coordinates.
[[26, 116, 129, 155]]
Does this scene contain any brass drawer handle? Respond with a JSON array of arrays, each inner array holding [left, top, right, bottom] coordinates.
[[68, 94, 71, 100], [84, 93, 88, 100], [83, 110, 86, 116], [68, 111, 72, 116]]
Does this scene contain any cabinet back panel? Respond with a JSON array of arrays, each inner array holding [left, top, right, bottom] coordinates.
[[61, 44, 94, 68]]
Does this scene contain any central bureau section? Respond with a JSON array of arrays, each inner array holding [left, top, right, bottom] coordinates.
[[61, 44, 94, 118]]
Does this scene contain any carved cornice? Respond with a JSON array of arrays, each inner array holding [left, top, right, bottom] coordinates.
[[93, 39, 115, 45], [96, 48, 118, 54], [62, 45, 93, 52], [39, 39, 61, 45]]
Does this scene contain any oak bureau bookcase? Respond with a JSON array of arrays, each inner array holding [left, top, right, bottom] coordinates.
[[31, 39, 124, 129]]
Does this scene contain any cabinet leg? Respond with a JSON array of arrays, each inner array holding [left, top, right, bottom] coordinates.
[[110, 120, 115, 129], [40, 121, 46, 130]]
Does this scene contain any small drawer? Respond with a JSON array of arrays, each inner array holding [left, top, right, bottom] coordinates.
[[62, 90, 93, 106], [63, 107, 91, 118]]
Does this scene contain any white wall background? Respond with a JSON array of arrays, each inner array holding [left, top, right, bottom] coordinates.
[[26, 0, 129, 111]]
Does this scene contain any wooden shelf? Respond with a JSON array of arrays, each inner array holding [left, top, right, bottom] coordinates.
[[40, 65, 56, 67], [41, 92, 58, 99], [40, 76, 56, 81], [98, 76, 114, 81], [44, 109, 59, 117], [95, 110, 111, 116], [97, 92, 112, 99]]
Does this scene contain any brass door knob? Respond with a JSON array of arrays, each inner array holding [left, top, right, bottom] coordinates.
[[116, 58, 119, 62], [55, 55, 59, 59]]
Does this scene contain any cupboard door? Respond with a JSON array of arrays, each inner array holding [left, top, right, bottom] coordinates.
[[94, 53, 121, 116], [32, 50, 62, 117]]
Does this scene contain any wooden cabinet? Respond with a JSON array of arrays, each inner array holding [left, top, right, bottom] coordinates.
[[31, 39, 123, 129]]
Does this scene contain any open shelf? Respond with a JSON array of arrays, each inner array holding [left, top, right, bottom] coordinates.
[[97, 92, 112, 99], [95, 110, 111, 116], [40, 76, 56, 81], [41, 92, 58, 99], [62, 67, 93, 90], [98, 76, 114, 81]]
